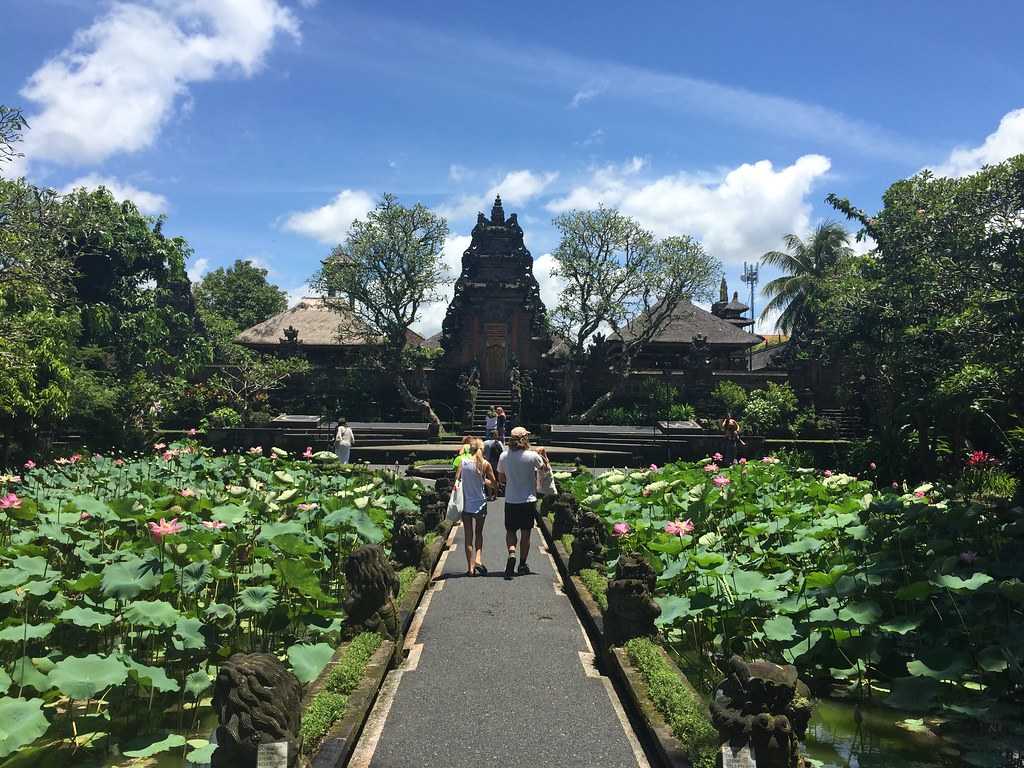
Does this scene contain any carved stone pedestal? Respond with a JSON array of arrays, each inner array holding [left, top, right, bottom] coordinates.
[[603, 555, 661, 646]]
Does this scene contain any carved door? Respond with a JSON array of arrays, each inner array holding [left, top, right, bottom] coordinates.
[[481, 323, 508, 388]]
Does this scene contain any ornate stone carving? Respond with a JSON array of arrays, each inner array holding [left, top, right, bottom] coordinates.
[[391, 505, 425, 568], [603, 554, 661, 646], [568, 509, 607, 575], [710, 656, 814, 768], [418, 488, 444, 532], [547, 492, 579, 539], [212, 653, 302, 768], [343, 545, 400, 639]]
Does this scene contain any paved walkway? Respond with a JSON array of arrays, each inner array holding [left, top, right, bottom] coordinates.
[[350, 498, 650, 768]]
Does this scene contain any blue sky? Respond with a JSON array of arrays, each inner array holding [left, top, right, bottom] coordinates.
[[4, 0, 1023, 334]]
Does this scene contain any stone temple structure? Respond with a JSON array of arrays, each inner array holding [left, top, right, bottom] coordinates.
[[438, 196, 552, 387]]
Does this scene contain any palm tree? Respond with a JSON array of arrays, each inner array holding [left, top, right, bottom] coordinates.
[[760, 221, 853, 334]]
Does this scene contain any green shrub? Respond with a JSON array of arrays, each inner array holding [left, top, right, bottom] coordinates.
[[202, 406, 241, 429], [299, 692, 347, 752], [625, 638, 717, 768], [325, 632, 383, 696], [667, 402, 696, 422], [247, 409, 273, 427], [598, 405, 646, 425], [742, 382, 798, 435], [578, 568, 608, 611], [396, 567, 418, 602], [711, 380, 747, 416]]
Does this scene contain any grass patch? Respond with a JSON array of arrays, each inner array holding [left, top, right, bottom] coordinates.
[[396, 566, 418, 602], [577, 568, 607, 611], [625, 637, 718, 768], [300, 632, 384, 753]]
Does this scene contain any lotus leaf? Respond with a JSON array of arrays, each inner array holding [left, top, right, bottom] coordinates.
[[69, 495, 117, 521], [272, 447, 289, 458], [124, 600, 181, 628], [102, 559, 160, 599], [879, 616, 923, 635], [999, 579, 1024, 603], [58, 606, 114, 629], [763, 615, 797, 641], [122, 656, 179, 693], [49, 654, 128, 699], [775, 536, 823, 555], [0, 697, 50, 759], [0, 669, 9, 692], [654, 596, 692, 626], [238, 585, 278, 614], [122, 733, 187, 758], [895, 581, 934, 600], [930, 572, 993, 592], [0, 623, 54, 643], [210, 504, 247, 524], [287, 642, 335, 684], [172, 617, 206, 651], [185, 669, 212, 699], [179, 561, 213, 594], [906, 651, 970, 680], [276, 488, 299, 502], [187, 740, 217, 763], [837, 600, 882, 625], [7, 658, 51, 692]]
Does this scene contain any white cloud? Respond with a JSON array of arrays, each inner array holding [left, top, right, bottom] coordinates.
[[187, 257, 210, 283], [15, 0, 298, 170], [932, 107, 1024, 178], [411, 234, 472, 337], [284, 283, 313, 306], [531, 252, 565, 311], [60, 173, 169, 215], [297, 0, 319, 7], [448, 163, 469, 183], [282, 189, 376, 244], [547, 154, 831, 267], [438, 169, 559, 220], [568, 82, 606, 109]]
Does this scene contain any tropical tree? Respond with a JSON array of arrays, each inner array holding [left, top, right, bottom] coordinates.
[[549, 206, 721, 421], [0, 105, 27, 167], [759, 221, 854, 335], [310, 194, 449, 428], [193, 259, 288, 333]]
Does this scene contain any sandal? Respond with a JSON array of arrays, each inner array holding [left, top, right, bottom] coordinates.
[[474, 564, 488, 576]]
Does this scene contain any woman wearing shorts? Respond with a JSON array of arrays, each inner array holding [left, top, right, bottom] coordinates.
[[455, 437, 496, 576]]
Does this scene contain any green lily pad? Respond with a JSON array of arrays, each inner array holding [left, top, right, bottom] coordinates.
[[185, 670, 212, 699], [58, 606, 114, 629], [102, 559, 160, 600], [977, 646, 1008, 673], [895, 581, 933, 600], [122, 656, 179, 693], [122, 733, 187, 758], [49, 654, 128, 700], [187, 741, 217, 763], [173, 617, 206, 651], [885, 676, 940, 711], [178, 561, 212, 594], [880, 616, 923, 635], [837, 601, 882, 625], [288, 642, 335, 684], [0, 669, 9, 692], [930, 572, 993, 592], [655, 595, 693, 626], [763, 615, 797, 641], [8, 658, 51, 692], [124, 600, 181, 628], [776, 537, 823, 555], [238, 586, 278, 614], [210, 504, 248, 525], [0, 623, 54, 643], [0, 697, 50, 758]]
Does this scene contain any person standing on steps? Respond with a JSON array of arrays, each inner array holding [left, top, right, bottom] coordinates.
[[484, 407, 498, 438], [482, 429, 505, 500], [495, 406, 508, 441], [335, 418, 354, 464], [497, 426, 549, 579], [455, 438, 495, 576]]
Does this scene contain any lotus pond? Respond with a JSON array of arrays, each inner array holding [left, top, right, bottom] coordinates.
[[558, 458, 1024, 766], [0, 444, 421, 765]]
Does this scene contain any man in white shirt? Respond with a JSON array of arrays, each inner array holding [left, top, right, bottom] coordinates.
[[496, 427, 549, 579], [335, 418, 355, 464]]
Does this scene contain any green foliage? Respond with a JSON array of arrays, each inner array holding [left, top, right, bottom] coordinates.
[[193, 259, 287, 333], [710, 380, 747, 416], [0, 105, 28, 167], [202, 406, 242, 429], [742, 382, 798, 435], [578, 568, 608, 611], [667, 402, 696, 422], [396, 566, 418, 602], [299, 692, 347, 753], [625, 638, 717, 768]]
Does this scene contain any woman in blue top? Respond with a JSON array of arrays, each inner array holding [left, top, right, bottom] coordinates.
[[454, 437, 496, 576]]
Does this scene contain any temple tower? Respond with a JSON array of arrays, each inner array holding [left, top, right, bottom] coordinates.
[[438, 196, 552, 387]]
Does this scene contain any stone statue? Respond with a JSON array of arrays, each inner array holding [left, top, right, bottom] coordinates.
[[603, 554, 661, 646], [568, 509, 607, 575], [710, 656, 814, 768], [418, 488, 444, 532], [548, 492, 579, 539], [391, 506, 425, 568], [212, 653, 303, 767], [342, 545, 401, 639]]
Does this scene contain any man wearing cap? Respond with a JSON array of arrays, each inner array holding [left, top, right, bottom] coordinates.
[[496, 426, 550, 579]]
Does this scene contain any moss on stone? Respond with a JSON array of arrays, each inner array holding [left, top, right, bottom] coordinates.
[[578, 568, 607, 611], [625, 637, 718, 768]]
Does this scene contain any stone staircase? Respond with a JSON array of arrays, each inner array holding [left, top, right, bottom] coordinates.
[[818, 408, 868, 438], [472, 388, 514, 433]]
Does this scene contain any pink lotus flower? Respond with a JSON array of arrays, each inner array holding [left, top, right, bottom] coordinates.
[[297, 502, 319, 512], [0, 493, 22, 509], [114, 458, 125, 467], [303, 447, 314, 459], [712, 475, 731, 489], [201, 520, 227, 530], [738, 458, 747, 465], [611, 522, 632, 537], [914, 490, 926, 498], [966, 450, 998, 468], [761, 456, 780, 464], [665, 519, 694, 536], [79, 511, 92, 522], [55, 457, 69, 465], [179, 488, 196, 498], [649, 463, 658, 471], [161, 451, 174, 462], [869, 462, 877, 471], [248, 447, 263, 456], [823, 469, 833, 477], [704, 463, 719, 473], [69, 454, 81, 464], [891, 481, 900, 490], [642, 488, 652, 497], [959, 550, 978, 565], [154, 442, 166, 451], [23, 460, 36, 470], [712, 452, 723, 462], [148, 517, 185, 539]]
